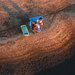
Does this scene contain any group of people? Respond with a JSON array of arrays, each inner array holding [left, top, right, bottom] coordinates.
[[31, 17, 43, 33]]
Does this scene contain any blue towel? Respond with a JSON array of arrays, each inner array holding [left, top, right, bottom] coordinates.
[[29, 16, 44, 28]]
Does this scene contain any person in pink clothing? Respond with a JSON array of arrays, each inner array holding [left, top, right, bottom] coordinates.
[[37, 17, 43, 30]]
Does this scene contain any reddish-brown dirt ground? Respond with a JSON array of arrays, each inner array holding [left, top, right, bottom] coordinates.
[[0, 0, 75, 75]]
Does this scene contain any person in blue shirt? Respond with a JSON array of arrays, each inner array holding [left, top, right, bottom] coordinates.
[[31, 22, 38, 33]]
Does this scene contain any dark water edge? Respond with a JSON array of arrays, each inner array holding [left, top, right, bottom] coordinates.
[[35, 54, 75, 75]]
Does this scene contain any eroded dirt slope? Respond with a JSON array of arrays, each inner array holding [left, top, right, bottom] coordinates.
[[0, 0, 75, 75]]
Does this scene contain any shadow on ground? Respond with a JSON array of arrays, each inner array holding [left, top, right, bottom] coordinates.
[[35, 54, 75, 75], [1, 0, 39, 37]]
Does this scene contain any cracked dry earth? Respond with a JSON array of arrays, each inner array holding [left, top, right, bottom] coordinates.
[[0, 0, 75, 75]]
